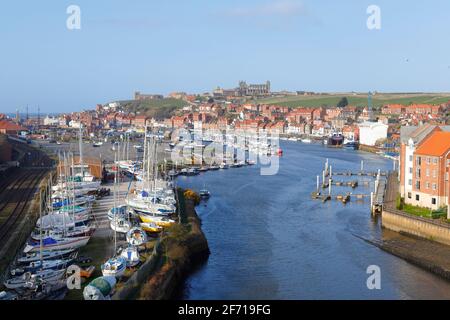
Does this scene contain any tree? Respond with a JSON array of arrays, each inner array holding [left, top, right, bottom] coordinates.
[[337, 97, 349, 108]]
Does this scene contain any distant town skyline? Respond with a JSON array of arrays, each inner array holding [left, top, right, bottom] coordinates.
[[2, 0, 450, 113]]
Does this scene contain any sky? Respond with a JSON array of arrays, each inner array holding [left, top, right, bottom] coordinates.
[[1, 0, 450, 113]]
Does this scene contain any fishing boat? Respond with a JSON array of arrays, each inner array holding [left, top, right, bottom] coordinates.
[[327, 132, 344, 147], [126, 227, 148, 246], [120, 246, 140, 267], [17, 249, 76, 264], [23, 236, 90, 253], [110, 217, 132, 234], [101, 257, 127, 278], [83, 276, 117, 300], [4, 269, 66, 290], [139, 222, 163, 234]]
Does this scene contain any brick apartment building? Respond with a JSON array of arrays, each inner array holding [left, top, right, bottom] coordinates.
[[404, 129, 450, 210]]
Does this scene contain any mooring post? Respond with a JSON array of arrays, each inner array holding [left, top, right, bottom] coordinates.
[[316, 175, 320, 193], [330, 165, 332, 178], [361, 160, 364, 172], [329, 179, 332, 195], [322, 170, 325, 187], [370, 192, 374, 213]]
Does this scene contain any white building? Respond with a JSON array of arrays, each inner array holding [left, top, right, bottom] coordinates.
[[43, 116, 59, 126], [358, 121, 388, 146], [69, 120, 82, 129]]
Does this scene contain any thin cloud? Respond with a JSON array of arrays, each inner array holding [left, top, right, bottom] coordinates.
[[225, 0, 307, 18]]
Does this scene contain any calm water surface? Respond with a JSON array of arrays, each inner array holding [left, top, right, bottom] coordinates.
[[177, 142, 450, 299]]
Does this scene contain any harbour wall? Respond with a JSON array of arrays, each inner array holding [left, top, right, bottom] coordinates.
[[382, 208, 450, 246], [112, 190, 210, 300]]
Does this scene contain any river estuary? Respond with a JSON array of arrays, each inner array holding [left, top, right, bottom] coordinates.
[[177, 141, 450, 299]]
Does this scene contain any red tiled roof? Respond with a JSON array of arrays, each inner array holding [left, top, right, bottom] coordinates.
[[415, 131, 450, 156], [0, 120, 26, 131]]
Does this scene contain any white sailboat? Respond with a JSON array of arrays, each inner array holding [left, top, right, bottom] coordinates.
[[102, 150, 127, 279]]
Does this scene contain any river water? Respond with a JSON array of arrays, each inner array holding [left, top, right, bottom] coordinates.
[[177, 141, 450, 300]]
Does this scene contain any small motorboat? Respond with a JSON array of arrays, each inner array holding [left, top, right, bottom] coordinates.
[[198, 166, 209, 172], [140, 222, 163, 234], [120, 246, 140, 267], [199, 189, 210, 199], [209, 165, 220, 171], [126, 227, 148, 246], [101, 257, 127, 278]]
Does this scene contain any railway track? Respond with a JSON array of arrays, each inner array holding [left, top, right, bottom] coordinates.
[[0, 170, 47, 243], [0, 171, 34, 212]]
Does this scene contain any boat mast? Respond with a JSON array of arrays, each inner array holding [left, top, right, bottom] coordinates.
[[114, 150, 117, 255], [79, 124, 84, 179], [39, 188, 43, 269]]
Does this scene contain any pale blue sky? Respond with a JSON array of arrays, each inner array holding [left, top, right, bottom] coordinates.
[[1, 0, 450, 113]]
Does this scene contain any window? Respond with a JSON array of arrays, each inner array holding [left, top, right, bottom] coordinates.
[[426, 182, 430, 189], [433, 158, 438, 164], [432, 170, 437, 178], [432, 183, 437, 190], [415, 168, 421, 179], [427, 157, 431, 164], [409, 167, 413, 174], [416, 156, 421, 166], [415, 181, 420, 190], [409, 155, 413, 162], [416, 194, 420, 201], [426, 168, 430, 177], [408, 179, 412, 186], [432, 198, 437, 205], [407, 192, 412, 199]]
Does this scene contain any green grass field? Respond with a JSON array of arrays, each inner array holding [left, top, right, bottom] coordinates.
[[254, 93, 450, 108], [120, 98, 188, 119]]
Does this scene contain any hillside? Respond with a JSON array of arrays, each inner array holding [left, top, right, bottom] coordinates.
[[119, 98, 188, 120], [254, 93, 450, 109]]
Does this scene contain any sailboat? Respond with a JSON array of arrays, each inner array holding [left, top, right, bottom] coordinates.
[[101, 150, 127, 279], [4, 269, 67, 290]]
